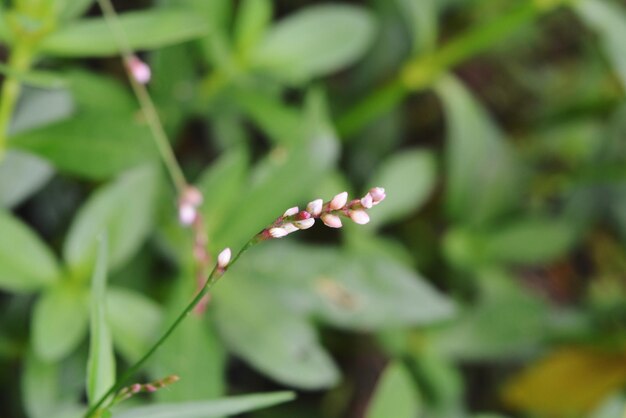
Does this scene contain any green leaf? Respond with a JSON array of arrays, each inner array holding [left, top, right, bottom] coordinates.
[[21, 350, 59, 418], [0, 150, 53, 208], [0, 209, 59, 292], [213, 91, 339, 251], [113, 391, 295, 418], [87, 236, 115, 406], [196, 148, 249, 242], [437, 75, 522, 225], [395, 0, 438, 54], [0, 4, 9, 43], [0, 64, 68, 89], [9, 87, 74, 135], [434, 271, 547, 361], [252, 4, 376, 82], [39, 9, 210, 57], [55, 0, 95, 20], [575, 0, 626, 90], [366, 362, 420, 418], [32, 283, 89, 361], [106, 286, 162, 363], [241, 242, 455, 330], [216, 274, 339, 389], [234, 0, 272, 59], [10, 112, 158, 179], [63, 164, 159, 277], [151, 277, 224, 402], [233, 90, 303, 146], [482, 218, 577, 265], [368, 149, 437, 228]]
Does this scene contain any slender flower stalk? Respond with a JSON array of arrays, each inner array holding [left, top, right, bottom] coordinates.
[[83, 188, 385, 418]]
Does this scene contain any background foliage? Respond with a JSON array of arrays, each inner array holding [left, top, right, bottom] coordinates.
[[1, 0, 626, 417]]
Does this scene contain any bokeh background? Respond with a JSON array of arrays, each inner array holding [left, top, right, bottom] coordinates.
[[1, 0, 626, 417]]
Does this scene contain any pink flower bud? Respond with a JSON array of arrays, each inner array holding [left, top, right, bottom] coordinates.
[[217, 247, 231, 269], [297, 211, 311, 220], [269, 227, 289, 238], [369, 187, 386, 204], [349, 210, 370, 225], [182, 186, 203, 206], [329, 192, 348, 210], [306, 199, 323, 216], [283, 206, 299, 217], [360, 193, 373, 209], [130, 384, 141, 393], [321, 214, 342, 228], [127, 55, 151, 84], [283, 223, 298, 233], [294, 218, 315, 229], [144, 384, 157, 393], [178, 204, 196, 225]]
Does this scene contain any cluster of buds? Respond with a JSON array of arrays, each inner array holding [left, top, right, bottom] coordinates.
[[260, 187, 386, 239], [126, 55, 151, 85], [178, 186, 203, 226], [114, 375, 180, 403]]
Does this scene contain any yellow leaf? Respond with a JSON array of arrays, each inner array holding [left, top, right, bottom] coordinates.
[[502, 347, 626, 417]]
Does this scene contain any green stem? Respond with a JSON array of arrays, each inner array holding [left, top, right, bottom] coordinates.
[[96, 0, 187, 193], [84, 239, 257, 418], [0, 42, 34, 161], [337, 0, 567, 138]]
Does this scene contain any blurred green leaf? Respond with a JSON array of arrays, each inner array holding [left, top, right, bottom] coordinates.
[[54, 0, 95, 20], [575, 0, 626, 90], [152, 278, 224, 402], [9, 87, 74, 135], [21, 350, 59, 418], [590, 395, 626, 418], [216, 274, 339, 389], [0, 64, 68, 88], [234, 0, 272, 59], [213, 90, 338, 250], [0, 150, 53, 208], [39, 9, 210, 57], [395, 0, 438, 54], [10, 112, 158, 179], [0, 4, 8, 42], [233, 90, 303, 147], [63, 164, 159, 277], [113, 391, 295, 418], [434, 271, 547, 361], [437, 75, 522, 226], [252, 4, 376, 82], [196, 148, 249, 243], [368, 149, 437, 228], [366, 361, 420, 418], [32, 283, 89, 361], [0, 209, 59, 292], [106, 286, 162, 363], [87, 236, 115, 406], [482, 217, 577, 265]]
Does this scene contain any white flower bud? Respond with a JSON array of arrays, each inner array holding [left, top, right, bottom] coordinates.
[[329, 192, 348, 210], [321, 214, 342, 228], [360, 193, 373, 209], [178, 204, 196, 226], [217, 247, 231, 269], [128, 56, 151, 84], [306, 199, 323, 216], [349, 210, 370, 225], [283, 206, 299, 217], [269, 227, 289, 238], [283, 223, 298, 233], [369, 187, 386, 204], [294, 218, 315, 230]]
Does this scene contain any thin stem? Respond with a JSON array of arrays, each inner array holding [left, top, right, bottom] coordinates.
[[96, 0, 187, 193], [0, 42, 34, 161], [84, 239, 258, 418], [336, 0, 569, 138]]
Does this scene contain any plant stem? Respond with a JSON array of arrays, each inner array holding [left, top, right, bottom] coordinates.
[[84, 239, 258, 418], [336, 0, 568, 138], [0, 42, 33, 161], [96, 0, 187, 194]]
